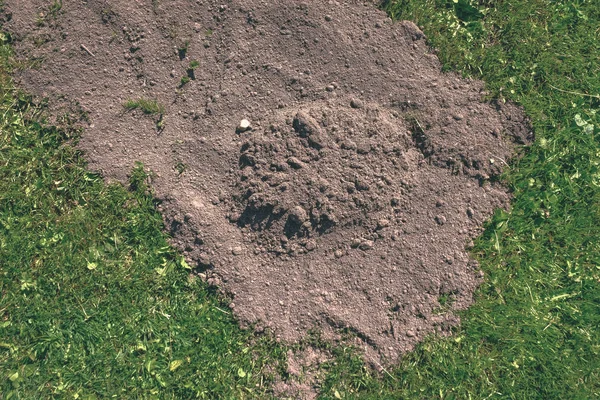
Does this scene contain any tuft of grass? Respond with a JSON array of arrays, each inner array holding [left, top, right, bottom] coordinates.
[[49, 0, 63, 18], [35, 0, 63, 27], [186, 60, 200, 80], [315, 1, 600, 399], [175, 161, 187, 175], [123, 98, 165, 115], [179, 75, 191, 87], [177, 40, 190, 60], [0, 35, 286, 398]]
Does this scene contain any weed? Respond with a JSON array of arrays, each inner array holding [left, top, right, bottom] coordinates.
[[178, 40, 190, 60], [156, 113, 165, 132], [32, 34, 51, 47], [187, 60, 200, 80], [109, 30, 119, 44], [49, 0, 62, 18], [175, 161, 187, 175], [166, 26, 178, 40], [124, 98, 165, 131], [35, 0, 62, 26], [101, 7, 117, 24], [179, 75, 190, 87], [123, 98, 165, 115], [35, 13, 45, 27]]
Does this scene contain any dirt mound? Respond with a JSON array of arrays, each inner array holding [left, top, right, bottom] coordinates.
[[232, 101, 414, 253], [3, 0, 531, 364]]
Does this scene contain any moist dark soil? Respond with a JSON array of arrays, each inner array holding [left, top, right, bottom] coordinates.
[[3, 0, 531, 367]]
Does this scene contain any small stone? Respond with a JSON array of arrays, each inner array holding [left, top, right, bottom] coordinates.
[[377, 219, 390, 229], [436, 199, 446, 207], [406, 330, 416, 337], [232, 246, 243, 256], [350, 98, 364, 109], [359, 240, 374, 251], [351, 238, 362, 248], [467, 207, 475, 218], [237, 118, 251, 133], [305, 239, 317, 251], [391, 197, 401, 206], [326, 85, 335, 92], [287, 157, 305, 169], [325, 15, 332, 22], [435, 215, 446, 225], [334, 249, 344, 258], [453, 114, 464, 121]]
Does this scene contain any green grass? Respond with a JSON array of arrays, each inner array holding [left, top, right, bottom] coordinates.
[[179, 76, 191, 87], [312, 1, 600, 398], [1, 0, 600, 398], [123, 98, 165, 115], [49, 0, 62, 18], [0, 38, 285, 398]]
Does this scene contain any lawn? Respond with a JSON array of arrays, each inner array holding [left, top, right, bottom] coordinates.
[[0, 34, 285, 399], [1, 0, 600, 399]]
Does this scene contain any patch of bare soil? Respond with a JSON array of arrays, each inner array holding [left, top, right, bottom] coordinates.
[[4, 0, 530, 368], [274, 348, 330, 400]]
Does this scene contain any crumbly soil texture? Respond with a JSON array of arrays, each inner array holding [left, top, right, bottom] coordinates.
[[4, 0, 531, 365]]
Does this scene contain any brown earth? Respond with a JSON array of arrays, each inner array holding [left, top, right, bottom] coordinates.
[[3, 0, 531, 367]]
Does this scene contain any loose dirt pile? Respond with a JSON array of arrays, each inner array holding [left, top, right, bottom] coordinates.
[[4, 0, 531, 364]]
